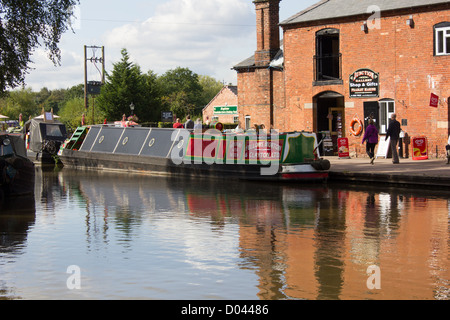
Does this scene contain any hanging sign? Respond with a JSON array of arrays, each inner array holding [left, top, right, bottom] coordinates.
[[429, 93, 439, 108], [412, 137, 428, 160], [349, 68, 379, 98], [337, 137, 350, 158]]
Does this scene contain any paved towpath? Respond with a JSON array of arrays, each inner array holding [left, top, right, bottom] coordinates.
[[325, 156, 450, 188]]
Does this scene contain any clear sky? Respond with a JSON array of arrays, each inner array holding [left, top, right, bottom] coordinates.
[[24, 0, 319, 91]]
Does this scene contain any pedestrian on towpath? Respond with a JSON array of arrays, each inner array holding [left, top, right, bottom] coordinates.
[[184, 115, 194, 129], [446, 134, 450, 164], [173, 118, 184, 129], [362, 119, 379, 165], [385, 114, 401, 164], [194, 118, 202, 131]]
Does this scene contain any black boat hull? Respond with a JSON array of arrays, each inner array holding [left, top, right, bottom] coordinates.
[[60, 149, 328, 182]]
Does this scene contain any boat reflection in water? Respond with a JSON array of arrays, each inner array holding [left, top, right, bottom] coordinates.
[[0, 195, 36, 299], [2, 168, 449, 300]]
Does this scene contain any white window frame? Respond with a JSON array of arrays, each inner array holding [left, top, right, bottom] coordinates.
[[435, 24, 450, 56], [233, 116, 239, 124], [378, 99, 395, 134]]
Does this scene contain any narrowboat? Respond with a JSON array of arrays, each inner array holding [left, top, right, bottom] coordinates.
[[24, 114, 68, 165], [0, 133, 35, 201], [59, 125, 330, 182]]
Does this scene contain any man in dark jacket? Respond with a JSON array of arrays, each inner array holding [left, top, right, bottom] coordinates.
[[184, 115, 194, 129], [385, 114, 401, 164]]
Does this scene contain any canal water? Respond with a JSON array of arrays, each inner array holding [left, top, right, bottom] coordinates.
[[1, 167, 449, 300]]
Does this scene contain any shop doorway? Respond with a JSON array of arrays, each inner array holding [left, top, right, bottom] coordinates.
[[314, 91, 345, 155]]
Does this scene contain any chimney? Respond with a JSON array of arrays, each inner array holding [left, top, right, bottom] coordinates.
[[254, 0, 281, 67]]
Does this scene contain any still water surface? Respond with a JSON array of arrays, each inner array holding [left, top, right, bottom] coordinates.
[[1, 168, 449, 300]]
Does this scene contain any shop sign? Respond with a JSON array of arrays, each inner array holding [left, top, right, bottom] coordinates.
[[349, 68, 379, 98], [337, 137, 350, 158], [213, 106, 238, 115], [412, 137, 428, 160]]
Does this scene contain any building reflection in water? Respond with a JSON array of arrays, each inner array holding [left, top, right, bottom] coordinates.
[[23, 169, 450, 299]]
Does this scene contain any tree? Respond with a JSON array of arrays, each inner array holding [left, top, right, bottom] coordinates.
[[0, 0, 80, 94], [1, 88, 40, 120], [157, 67, 203, 119], [59, 96, 105, 130], [96, 49, 159, 122], [198, 75, 224, 107]]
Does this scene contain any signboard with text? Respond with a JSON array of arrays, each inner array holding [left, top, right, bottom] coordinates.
[[161, 111, 173, 123], [213, 106, 238, 115], [349, 69, 379, 98], [338, 137, 350, 158]]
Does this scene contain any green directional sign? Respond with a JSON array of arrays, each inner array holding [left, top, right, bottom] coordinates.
[[213, 106, 238, 115]]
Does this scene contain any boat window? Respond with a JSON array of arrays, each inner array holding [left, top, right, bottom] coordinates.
[[46, 124, 64, 137], [0, 144, 14, 157]]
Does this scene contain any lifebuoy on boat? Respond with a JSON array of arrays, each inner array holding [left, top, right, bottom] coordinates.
[[349, 117, 363, 136]]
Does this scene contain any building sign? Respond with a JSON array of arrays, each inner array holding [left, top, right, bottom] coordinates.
[[213, 106, 238, 115], [349, 69, 379, 98], [429, 93, 439, 108]]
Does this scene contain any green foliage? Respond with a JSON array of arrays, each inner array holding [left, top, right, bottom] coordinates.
[[198, 75, 224, 107], [0, 47, 226, 129], [0, 0, 80, 94], [0, 88, 40, 120], [59, 96, 105, 131], [157, 67, 203, 119]]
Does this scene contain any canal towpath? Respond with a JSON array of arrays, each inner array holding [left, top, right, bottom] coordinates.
[[326, 156, 450, 188]]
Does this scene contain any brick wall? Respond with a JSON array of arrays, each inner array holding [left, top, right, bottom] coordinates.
[[282, 9, 450, 157], [237, 67, 285, 130]]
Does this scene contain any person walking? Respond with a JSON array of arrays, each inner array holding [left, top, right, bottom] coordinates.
[[385, 114, 401, 164], [362, 119, 379, 164], [446, 134, 450, 164]]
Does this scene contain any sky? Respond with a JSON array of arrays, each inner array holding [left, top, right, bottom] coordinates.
[[23, 0, 319, 91]]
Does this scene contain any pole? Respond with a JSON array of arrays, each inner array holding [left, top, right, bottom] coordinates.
[[84, 45, 88, 111], [102, 46, 106, 84]]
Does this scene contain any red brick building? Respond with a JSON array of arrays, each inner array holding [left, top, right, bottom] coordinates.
[[202, 85, 238, 125], [234, 0, 450, 157]]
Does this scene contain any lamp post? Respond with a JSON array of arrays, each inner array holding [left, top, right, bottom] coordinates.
[[130, 103, 135, 116]]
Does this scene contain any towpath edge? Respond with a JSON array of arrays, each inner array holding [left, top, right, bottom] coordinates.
[[326, 157, 450, 188]]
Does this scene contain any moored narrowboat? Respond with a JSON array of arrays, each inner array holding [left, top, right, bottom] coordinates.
[[24, 113, 68, 165], [1, 133, 35, 201], [59, 125, 330, 182]]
